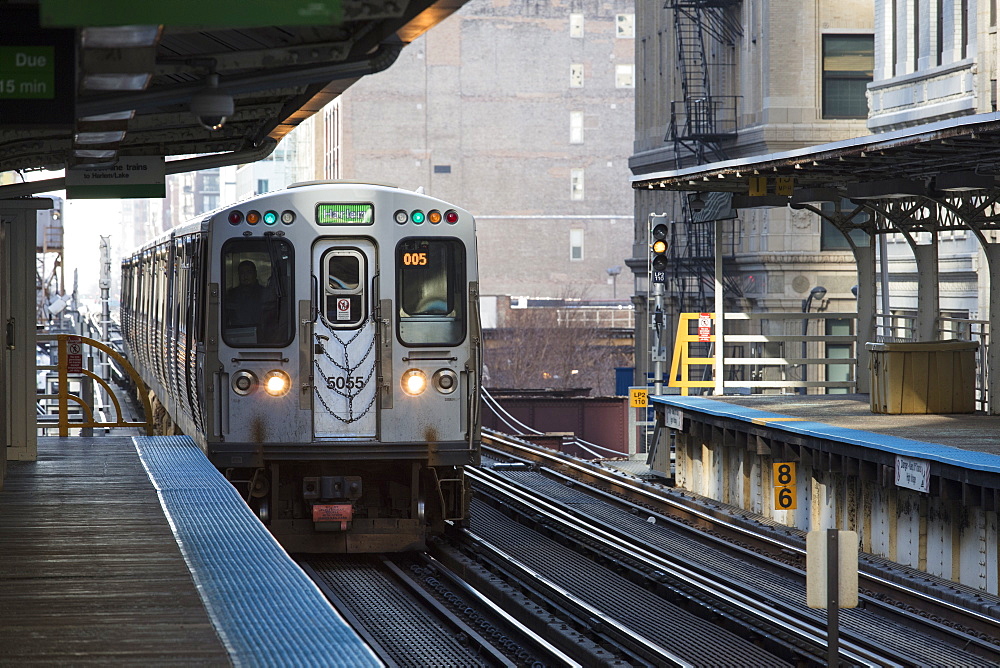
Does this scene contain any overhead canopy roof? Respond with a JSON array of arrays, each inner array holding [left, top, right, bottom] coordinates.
[[0, 0, 466, 181], [631, 112, 1000, 198]]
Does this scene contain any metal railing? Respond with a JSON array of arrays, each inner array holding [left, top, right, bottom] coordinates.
[[36, 334, 153, 436], [667, 312, 858, 394], [665, 311, 990, 410]]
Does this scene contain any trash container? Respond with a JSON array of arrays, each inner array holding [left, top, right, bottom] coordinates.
[[865, 340, 979, 414]]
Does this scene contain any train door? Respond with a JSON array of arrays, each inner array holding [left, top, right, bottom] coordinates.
[[312, 239, 378, 439]]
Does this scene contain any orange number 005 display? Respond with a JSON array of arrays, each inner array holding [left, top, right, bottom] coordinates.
[[402, 252, 428, 266]]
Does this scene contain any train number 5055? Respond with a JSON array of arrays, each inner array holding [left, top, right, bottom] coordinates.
[[327, 376, 366, 390]]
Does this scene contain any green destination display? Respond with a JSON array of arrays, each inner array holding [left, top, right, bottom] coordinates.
[[0, 46, 55, 100], [317, 203, 374, 226]]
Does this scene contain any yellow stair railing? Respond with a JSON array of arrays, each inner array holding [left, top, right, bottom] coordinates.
[[668, 312, 716, 395]]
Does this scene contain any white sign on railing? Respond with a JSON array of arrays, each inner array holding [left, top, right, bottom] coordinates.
[[895, 455, 930, 493]]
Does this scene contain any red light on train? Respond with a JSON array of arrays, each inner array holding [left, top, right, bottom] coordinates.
[[228, 210, 243, 225], [445, 210, 459, 224]]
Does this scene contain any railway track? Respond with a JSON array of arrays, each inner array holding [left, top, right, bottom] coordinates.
[[300, 553, 579, 667], [478, 428, 1000, 666], [299, 430, 1000, 665]]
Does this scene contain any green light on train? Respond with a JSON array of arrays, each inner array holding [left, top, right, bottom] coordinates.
[[263, 210, 278, 225], [411, 210, 425, 224]]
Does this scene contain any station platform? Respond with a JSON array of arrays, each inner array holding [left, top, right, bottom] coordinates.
[[0, 433, 379, 666], [653, 393, 1000, 472], [648, 392, 1000, 595]]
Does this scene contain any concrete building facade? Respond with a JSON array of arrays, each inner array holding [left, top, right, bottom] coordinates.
[[869, 0, 998, 328], [322, 0, 636, 304], [630, 0, 877, 388]]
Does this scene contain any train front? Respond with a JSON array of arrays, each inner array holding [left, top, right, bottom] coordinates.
[[209, 182, 481, 553]]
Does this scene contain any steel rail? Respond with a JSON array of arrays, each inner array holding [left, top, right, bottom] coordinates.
[[459, 527, 697, 668], [483, 428, 1000, 642], [409, 553, 584, 668], [469, 465, 896, 667]]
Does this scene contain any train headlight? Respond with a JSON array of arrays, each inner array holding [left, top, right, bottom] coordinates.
[[263, 370, 291, 397], [432, 369, 458, 394], [401, 369, 427, 396], [232, 370, 258, 396]]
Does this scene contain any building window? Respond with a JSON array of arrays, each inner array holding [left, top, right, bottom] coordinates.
[[570, 169, 584, 201], [570, 63, 584, 88], [570, 229, 584, 261], [570, 111, 584, 144], [615, 64, 635, 88], [616, 14, 635, 38], [256, 179, 269, 195], [822, 35, 874, 118], [570, 13, 584, 38]]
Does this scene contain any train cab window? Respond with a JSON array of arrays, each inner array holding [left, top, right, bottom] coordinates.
[[321, 249, 366, 328], [221, 238, 294, 347], [396, 238, 466, 346]]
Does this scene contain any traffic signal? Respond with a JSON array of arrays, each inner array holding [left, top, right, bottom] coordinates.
[[651, 222, 669, 274]]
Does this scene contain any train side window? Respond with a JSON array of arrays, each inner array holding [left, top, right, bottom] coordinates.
[[221, 238, 295, 347], [396, 238, 466, 346], [320, 249, 366, 328]]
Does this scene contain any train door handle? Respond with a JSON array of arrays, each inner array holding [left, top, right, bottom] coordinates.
[[315, 333, 328, 354], [5, 317, 14, 350]]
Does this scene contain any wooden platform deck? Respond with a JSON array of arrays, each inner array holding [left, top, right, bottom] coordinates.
[[0, 435, 230, 664], [701, 393, 1000, 456]]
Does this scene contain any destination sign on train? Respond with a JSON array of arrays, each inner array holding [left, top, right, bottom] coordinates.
[[316, 203, 374, 226]]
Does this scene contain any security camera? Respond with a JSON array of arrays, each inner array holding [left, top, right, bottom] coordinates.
[[190, 74, 234, 131]]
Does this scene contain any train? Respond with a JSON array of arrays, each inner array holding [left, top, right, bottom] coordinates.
[[120, 181, 482, 553]]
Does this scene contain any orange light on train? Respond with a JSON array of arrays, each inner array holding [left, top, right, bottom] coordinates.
[[427, 210, 442, 224], [246, 210, 261, 225]]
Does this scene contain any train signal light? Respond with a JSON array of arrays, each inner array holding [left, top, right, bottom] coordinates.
[[650, 223, 669, 282]]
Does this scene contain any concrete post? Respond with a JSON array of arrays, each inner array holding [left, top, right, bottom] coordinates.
[[853, 245, 875, 393], [912, 240, 940, 342]]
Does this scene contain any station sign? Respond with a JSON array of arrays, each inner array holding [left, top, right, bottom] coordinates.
[[664, 407, 683, 430], [66, 335, 83, 374], [66, 157, 166, 199], [0, 5, 75, 127], [894, 455, 930, 493], [697, 313, 712, 342]]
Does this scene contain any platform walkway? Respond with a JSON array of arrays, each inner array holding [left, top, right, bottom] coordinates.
[[0, 433, 380, 666]]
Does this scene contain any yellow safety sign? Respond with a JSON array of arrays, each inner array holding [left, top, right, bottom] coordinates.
[[773, 462, 797, 510], [629, 388, 648, 408]]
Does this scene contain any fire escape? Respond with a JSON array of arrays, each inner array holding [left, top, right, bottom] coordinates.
[[665, 0, 742, 311]]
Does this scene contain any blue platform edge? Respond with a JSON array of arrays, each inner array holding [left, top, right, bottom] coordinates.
[[651, 395, 1000, 474], [133, 436, 380, 668]]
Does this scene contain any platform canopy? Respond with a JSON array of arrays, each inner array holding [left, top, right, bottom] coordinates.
[[632, 112, 1000, 206], [0, 0, 467, 189], [631, 111, 1000, 414]]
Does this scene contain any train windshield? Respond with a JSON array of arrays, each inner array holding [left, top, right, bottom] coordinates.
[[396, 238, 466, 346], [221, 237, 295, 347]]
